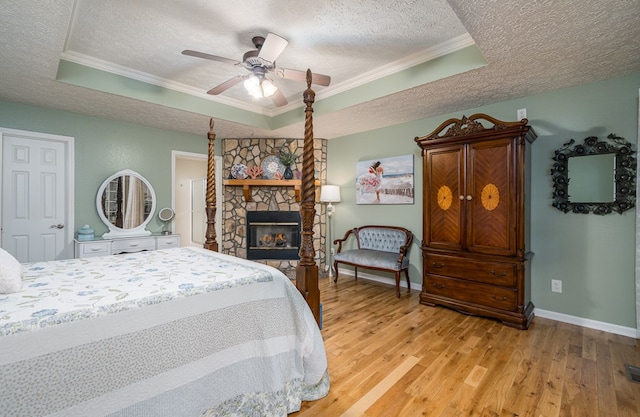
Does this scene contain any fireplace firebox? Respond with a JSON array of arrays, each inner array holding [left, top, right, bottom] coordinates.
[[246, 211, 300, 260]]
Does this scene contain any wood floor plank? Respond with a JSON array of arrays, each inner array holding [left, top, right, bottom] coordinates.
[[290, 277, 640, 417], [339, 355, 420, 417], [501, 320, 560, 414], [609, 340, 640, 416], [375, 362, 430, 415], [595, 336, 619, 417], [532, 320, 569, 417], [461, 349, 520, 416]]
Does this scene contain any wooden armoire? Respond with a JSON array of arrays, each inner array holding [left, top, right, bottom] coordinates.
[[414, 114, 536, 329]]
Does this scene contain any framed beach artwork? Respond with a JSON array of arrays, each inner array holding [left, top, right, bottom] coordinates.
[[356, 154, 414, 204]]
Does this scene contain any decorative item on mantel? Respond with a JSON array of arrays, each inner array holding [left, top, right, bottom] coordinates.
[[246, 165, 264, 179], [279, 148, 296, 180], [230, 163, 248, 179], [261, 155, 285, 179]]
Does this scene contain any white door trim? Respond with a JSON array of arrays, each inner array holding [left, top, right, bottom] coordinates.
[[0, 127, 75, 260], [171, 150, 222, 247], [636, 89, 640, 338]]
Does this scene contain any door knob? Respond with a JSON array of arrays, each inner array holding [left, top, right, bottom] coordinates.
[[50, 224, 64, 229]]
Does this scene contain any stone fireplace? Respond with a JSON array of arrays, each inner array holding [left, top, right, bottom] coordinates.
[[221, 138, 327, 277]]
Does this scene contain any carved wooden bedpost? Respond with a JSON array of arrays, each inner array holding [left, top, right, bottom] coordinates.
[[204, 118, 219, 252], [296, 69, 320, 325]]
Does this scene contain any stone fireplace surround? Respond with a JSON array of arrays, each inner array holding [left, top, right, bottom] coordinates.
[[221, 138, 327, 277]]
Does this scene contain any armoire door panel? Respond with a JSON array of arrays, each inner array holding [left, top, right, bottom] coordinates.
[[425, 146, 464, 250], [466, 139, 516, 256]]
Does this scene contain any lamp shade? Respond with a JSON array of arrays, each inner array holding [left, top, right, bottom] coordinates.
[[320, 185, 341, 203]]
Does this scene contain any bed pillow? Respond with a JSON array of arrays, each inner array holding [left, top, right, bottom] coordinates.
[[0, 248, 22, 294]]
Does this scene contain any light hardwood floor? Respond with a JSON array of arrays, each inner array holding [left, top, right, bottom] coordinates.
[[292, 277, 640, 417]]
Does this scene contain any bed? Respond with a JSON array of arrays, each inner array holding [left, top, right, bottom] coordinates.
[[0, 71, 327, 416]]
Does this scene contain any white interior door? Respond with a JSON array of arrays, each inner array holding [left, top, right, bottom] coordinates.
[[190, 177, 206, 244], [1, 128, 74, 262]]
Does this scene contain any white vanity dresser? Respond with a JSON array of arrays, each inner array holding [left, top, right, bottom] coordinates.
[[75, 235, 181, 258], [76, 169, 180, 259]]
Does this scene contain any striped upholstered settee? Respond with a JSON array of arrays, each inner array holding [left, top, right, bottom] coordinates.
[[332, 225, 413, 297]]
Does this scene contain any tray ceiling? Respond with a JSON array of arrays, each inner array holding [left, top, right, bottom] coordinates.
[[1, 0, 639, 139]]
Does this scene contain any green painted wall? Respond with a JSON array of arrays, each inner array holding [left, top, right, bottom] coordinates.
[[327, 72, 640, 328], [1, 72, 638, 328], [0, 102, 211, 235]]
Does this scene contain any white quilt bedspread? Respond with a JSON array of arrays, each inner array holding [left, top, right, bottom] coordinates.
[[0, 247, 273, 336], [0, 247, 329, 417]]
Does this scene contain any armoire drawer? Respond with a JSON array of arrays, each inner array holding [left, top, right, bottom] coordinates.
[[426, 254, 516, 286], [426, 274, 517, 311]]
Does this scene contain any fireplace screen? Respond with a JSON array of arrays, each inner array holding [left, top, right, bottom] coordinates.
[[246, 211, 300, 260]]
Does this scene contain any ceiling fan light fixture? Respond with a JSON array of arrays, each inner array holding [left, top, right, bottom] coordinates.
[[261, 78, 277, 97], [185, 33, 329, 106], [244, 75, 260, 95], [244, 75, 277, 99]]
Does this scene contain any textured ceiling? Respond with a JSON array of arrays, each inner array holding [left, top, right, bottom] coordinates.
[[0, 0, 639, 140]]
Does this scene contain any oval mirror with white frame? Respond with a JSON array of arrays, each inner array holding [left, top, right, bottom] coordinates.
[[96, 169, 156, 238]]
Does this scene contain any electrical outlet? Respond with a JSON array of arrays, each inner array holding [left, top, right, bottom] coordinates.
[[551, 279, 562, 293], [517, 108, 527, 120]]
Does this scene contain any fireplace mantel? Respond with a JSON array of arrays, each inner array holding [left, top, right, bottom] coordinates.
[[223, 179, 320, 202]]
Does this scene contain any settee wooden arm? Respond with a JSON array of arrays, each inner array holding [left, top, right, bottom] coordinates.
[[396, 241, 412, 264], [333, 228, 357, 253]]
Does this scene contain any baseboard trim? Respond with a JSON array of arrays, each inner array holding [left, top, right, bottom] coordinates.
[[534, 308, 637, 338], [335, 270, 638, 339]]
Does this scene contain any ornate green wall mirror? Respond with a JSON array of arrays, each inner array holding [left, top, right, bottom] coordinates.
[[551, 134, 636, 215]]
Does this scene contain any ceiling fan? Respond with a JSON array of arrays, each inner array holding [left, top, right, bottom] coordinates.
[[182, 33, 331, 107]]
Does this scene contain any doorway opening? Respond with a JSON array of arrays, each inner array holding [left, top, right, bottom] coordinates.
[[172, 151, 221, 247]]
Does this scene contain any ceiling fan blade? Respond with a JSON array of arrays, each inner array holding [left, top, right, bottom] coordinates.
[[275, 68, 331, 86], [207, 75, 248, 95], [270, 88, 288, 107], [258, 33, 288, 65], [182, 50, 240, 66]]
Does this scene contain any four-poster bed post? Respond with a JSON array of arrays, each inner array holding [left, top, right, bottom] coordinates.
[[202, 69, 321, 325], [204, 118, 218, 252], [296, 70, 321, 324]]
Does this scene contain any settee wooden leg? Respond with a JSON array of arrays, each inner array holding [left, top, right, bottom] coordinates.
[[404, 269, 410, 293], [395, 272, 400, 297], [333, 261, 339, 284], [354, 266, 358, 282]]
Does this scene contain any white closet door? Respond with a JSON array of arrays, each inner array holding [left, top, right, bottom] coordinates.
[[2, 131, 73, 262]]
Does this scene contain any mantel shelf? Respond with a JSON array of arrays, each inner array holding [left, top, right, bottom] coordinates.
[[223, 179, 320, 202]]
